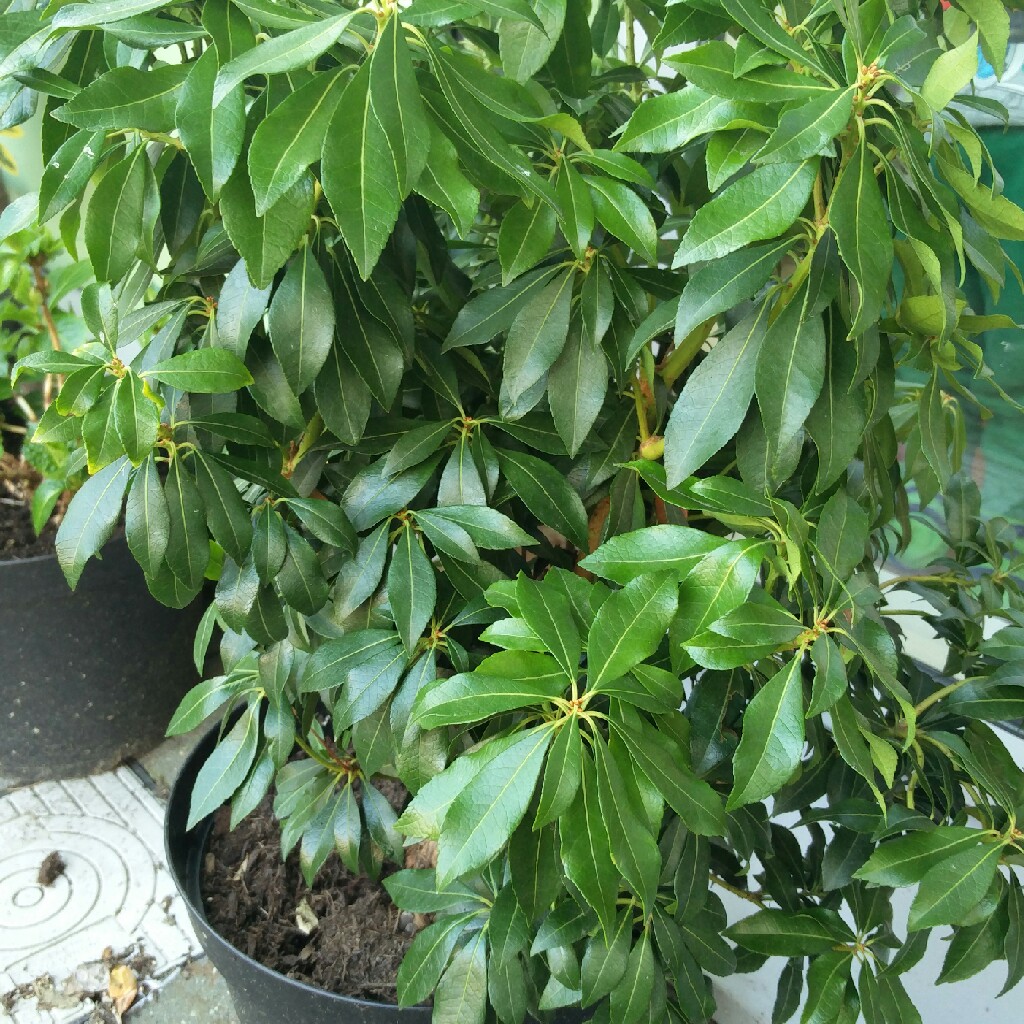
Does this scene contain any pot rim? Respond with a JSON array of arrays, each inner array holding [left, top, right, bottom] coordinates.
[[164, 718, 433, 1016]]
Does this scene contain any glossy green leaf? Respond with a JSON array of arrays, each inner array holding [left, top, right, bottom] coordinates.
[[587, 574, 678, 691], [55, 64, 187, 132], [250, 68, 346, 216], [728, 658, 804, 809], [56, 456, 131, 589], [436, 726, 553, 885], [267, 246, 334, 394], [907, 843, 1004, 931], [664, 308, 768, 487], [146, 348, 253, 393], [829, 140, 893, 337], [187, 704, 259, 828], [322, 15, 429, 278], [176, 45, 245, 201], [755, 88, 854, 165], [112, 372, 159, 465], [674, 162, 816, 266], [497, 448, 588, 551]]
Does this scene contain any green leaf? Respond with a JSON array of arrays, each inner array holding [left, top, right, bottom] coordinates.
[[500, 0, 565, 82], [674, 238, 791, 345], [516, 575, 581, 679], [773, 959, 803, 1024], [415, 120, 480, 236], [860, 967, 922, 1024], [755, 88, 854, 165], [807, 633, 847, 716], [561, 751, 619, 934], [112, 372, 159, 464], [164, 456, 209, 589], [755, 287, 826, 459], [593, 737, 660, 913], [907, 843, 1004, 931], [674, 161, 816, 266], [801, 951, 851, 1024], [585, 176, 658, 263], [387, 524, 437, 653], [581, 524, 722, 585], [497, 200, 557, 285], [581, 910, 632, 1005], [55, 457, 131, 589], [587, 574, 678, 691], [434, 930, 487, 1024], [727, 908, 854, 957], [555, 160, 594, 259], [193, 452, 253, 565], [384, 870, 482, 914], [322, 15, 429, 278], [146, 348, 253, 393], [55, 64, 187, 132], [664, 307, 768, 487], [215, 261, 272, 359], [83, 391, 124, 475], [435, 726, 553, 885], [39, 128, 106, 222], [610, 931, 654, 1024], [1001, 871, 1024, 995], [167, 675, 238, 736], [535, 719, 583, 829], [443, 266, 559, 351], [124, 454, 169, 579], [719, 0, 830, 76], [922, 33, 979, 112], [959, 0, 1010, 78], [212, 11, 357, 103], [426, 505, 536, 549], [613, 710, 726, 836], [829, 140, 893, 337], [267, 246, 334, 393], [187, 704, 259, 828], [252, 505, 287, 584], [497, 448, 588, 551], [414, 653, 567, 729], [250, 67, 347, 216], [615, 85, 768, 154], [85, 147, 150, 284], [548, 325, 607, 458], [500, 269, 574, 415], [176, 45, 245, 201], [284, 498, 355, 551], [728, 658, 804, 809], [221, 165, 315, 291], [342, 456, 438, 532], [675, 539, 764, 641], [396, 912, 476, 1007]]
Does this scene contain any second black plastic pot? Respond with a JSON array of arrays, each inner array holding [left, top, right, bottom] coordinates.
[[166, 722, 590, 1023]]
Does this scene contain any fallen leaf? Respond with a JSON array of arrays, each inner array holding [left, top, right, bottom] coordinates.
[[108, 965, 137, 1017], [295, 898, 318, 936]]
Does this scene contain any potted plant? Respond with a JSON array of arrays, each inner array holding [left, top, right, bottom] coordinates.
[[9, 0, 1024, 1020], [1, 209, 204, 787]]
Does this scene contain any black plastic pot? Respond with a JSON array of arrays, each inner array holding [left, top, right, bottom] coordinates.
[[0, 536, 204, 788], [166, 723, 589, 1024]]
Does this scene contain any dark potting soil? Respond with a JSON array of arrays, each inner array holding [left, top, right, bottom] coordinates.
[[0, 462, 57, 560], [202, 791, 422, 1004]]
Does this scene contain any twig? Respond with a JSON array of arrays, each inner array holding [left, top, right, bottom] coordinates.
[[29, 255, 62, 409]]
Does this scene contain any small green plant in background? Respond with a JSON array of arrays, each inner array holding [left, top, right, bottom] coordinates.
[[1, 212, 94, 533], [5, 0, 1024, 1021]]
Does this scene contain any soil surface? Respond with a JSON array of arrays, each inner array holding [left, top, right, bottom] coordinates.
[[0, 457, 57, 560], [202, 791, 420, 1004]]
